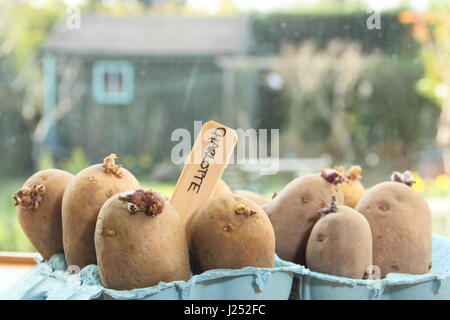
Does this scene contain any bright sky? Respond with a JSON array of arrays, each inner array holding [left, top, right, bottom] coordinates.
[[188, 0, 301, 13], [188, 0, 431, 13], [34, 0, 430, 12]]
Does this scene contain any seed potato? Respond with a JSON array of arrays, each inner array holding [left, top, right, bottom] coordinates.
[[190, 194, 275, 273], [306, 197, 373, 279], [355, 171, 432, 277], [264, 169, 345, 265], [13, 169, 74, 260], [338, 165, 365, 208], [62, 154, 140, 268], [95, 189, 190, 290]]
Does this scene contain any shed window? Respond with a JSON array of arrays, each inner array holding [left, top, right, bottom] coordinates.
[[92, 61, 134, 104]]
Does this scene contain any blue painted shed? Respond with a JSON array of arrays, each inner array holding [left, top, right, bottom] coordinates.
[[42, 14, 253, 164]]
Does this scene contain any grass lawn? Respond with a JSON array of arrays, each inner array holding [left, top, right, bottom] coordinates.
[[0, 176, 34, 252]]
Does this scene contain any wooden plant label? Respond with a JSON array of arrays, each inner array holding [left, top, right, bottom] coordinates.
[[170, 121, 238, 226]]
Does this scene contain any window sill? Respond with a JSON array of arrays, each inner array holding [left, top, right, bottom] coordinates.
[[0, 252, 36, 293]]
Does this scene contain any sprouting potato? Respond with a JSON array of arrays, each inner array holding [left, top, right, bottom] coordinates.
[[62, 154, 140, 268], [355, 171, 432, 278], [13, 169, 74, 260], [306, 197, 373, 279], [190, 194, 275, 273], [263, 168, 345, 265], [336, 165, 365, 208], [95, 189, 190, 290], [185, 178, 232, 244]]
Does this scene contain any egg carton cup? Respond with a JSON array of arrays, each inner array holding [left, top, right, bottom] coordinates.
[[293, 234, 450, 300], [4, 235, 448, 300], [0, 253, 102, 300], [0, 255, 299, 300]]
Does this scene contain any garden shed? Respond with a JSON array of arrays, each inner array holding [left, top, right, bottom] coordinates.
[[42, 14, 253, 165]]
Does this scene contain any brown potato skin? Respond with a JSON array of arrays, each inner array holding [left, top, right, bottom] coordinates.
[[191, 194, 275, 273], [62, 164, 140, 268], [263, 174, 344, 265], [233, 190, 269, 206], [16, 169, 74, 260], [95, 193, 191, 290], [185, 179, 232, 243], [306, 205, 373, 279], [341, 179, 365, 208], [356, 181, 432, 278]]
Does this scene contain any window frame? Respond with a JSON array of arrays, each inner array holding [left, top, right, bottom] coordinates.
[[92, 61, 134, 105]]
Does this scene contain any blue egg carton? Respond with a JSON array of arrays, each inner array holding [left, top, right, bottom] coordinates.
[[293, 234, 450, 300], [0, 254, 104, 300], [104, 256, 298, 300], [2, 235, 448, 300], [0, 255, 299, 300]]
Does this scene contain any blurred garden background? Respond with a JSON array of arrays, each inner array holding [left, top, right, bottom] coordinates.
[[0, 0, 449, 251]]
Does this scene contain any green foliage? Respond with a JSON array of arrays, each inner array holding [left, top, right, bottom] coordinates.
[[251, 12, 418, 57], [0, 6, 441, 179], [37, 149, 56, 171], [252, 12, 437, 164], [262, 53, 439, 163], [401, 7, 450, 107], [58, 147, 89, 175], [357, 57, 439, 152], [0, 177, 34, 252], [0, 107, 34, 176], [0, 2, 65, 176], [2, 1, 63, 72], [121, 154, 155, 177], [289, 0, 372, 14]]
